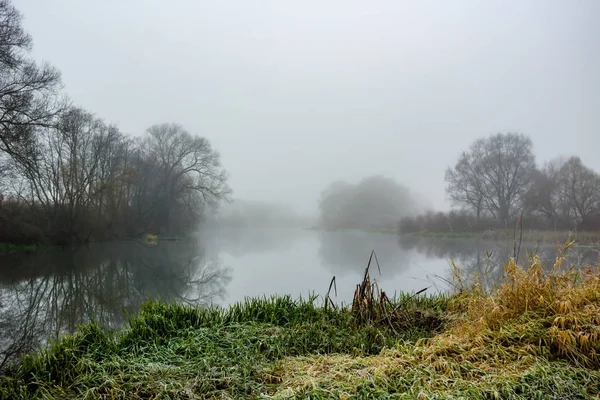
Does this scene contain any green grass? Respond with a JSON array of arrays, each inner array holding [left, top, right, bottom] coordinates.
[[0, 294, 449, 399]]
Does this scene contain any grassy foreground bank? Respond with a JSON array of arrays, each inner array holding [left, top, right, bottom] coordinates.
[[2, 246, 600, 398]]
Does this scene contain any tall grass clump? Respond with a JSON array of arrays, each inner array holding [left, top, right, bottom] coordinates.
[[351, 250, 448, 337], [446, 236, 600, 368]]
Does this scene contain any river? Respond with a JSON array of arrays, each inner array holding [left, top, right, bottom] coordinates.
[[0, 228, 597, 368]]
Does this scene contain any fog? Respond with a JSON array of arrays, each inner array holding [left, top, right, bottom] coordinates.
[[207, 199, 314, 228], [12, 0, 600, 215]]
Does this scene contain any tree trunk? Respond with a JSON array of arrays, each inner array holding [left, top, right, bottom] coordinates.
[[499, 202, 510, 226]]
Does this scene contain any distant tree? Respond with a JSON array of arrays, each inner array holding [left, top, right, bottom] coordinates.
[[445, 133, 537, 223], [137, 123, 231, 235], [524, 158, 566, 224], [347, 175, 416, 227], [444, 152, 485, 220], [522, 155, 600, 229], [318, 175, 417, 230], [0, 0, 66, 166], [556, 156, 600, 225], [318, 180, 353, 229]]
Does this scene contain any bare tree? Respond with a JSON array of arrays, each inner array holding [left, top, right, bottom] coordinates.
[[138, 123, 231, 235], [446, 133, 537, 224], [524, 159, 564, 223], [556, 156, 600, 225], [444, 152, 485, 220], [0, 0, 66, 166], [0, 2, 231, 244], [0, 151, 13, 194], [12, 107, 129, 242]]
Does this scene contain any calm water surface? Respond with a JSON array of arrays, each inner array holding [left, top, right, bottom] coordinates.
[[1, 228, 597, 368]]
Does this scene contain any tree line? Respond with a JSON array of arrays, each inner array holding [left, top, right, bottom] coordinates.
[[401, 132, 600, 233], [0, 1, 230, 245]]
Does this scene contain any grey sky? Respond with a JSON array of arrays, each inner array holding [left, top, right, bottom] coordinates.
[[14, 0, 600, 215]]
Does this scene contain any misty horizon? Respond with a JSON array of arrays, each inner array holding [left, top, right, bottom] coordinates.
[[12, 0, 600, 215]]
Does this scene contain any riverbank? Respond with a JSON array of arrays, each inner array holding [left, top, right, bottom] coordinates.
[[311, 226, 600, 245], [0, 234, 184, 254], [403, 231, 477, 239], [0, 242, 55, 255], [405, 229, 600, 244], [2, 246, 600, 399]]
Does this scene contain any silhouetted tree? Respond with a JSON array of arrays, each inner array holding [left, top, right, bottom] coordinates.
[[0, 2, 231, 244], [556, 156, 600, 225], [526, 156, 600, 228], [444, 153, 485, 220], [137, 123, 231, 235], [445, 133, 537, 224], [524, 159, 564, 223], [0, 0, 66, 166]]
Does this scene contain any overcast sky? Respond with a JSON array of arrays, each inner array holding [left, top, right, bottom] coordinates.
[[13, 0, 600, 215]]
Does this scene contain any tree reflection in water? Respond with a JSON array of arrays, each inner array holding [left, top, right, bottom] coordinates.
[[0, 240, 231, 370], [398, 235, 600, 292], [318, 230, 415, 277]]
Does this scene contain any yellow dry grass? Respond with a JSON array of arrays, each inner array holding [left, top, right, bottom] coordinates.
[[265, 237, 600, 397], [450, 236, 600, 368]]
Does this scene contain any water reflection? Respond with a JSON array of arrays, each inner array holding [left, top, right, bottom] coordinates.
[[0, 240, 231, 370], [398, 235, 600, 291], [198, 227, 303, 257], [318, 230, 414, 277]]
